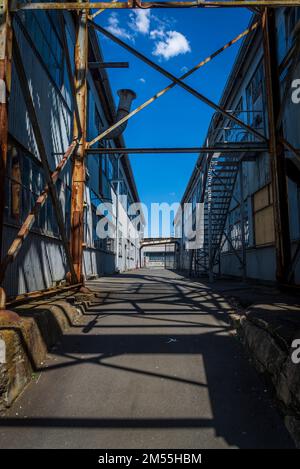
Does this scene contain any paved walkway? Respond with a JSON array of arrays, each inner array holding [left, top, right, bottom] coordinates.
[[0, 270, 294, 448]]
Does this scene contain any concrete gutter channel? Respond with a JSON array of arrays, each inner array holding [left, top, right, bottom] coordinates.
[[0, 290, 95, 414], [0, 279, 300, 448]]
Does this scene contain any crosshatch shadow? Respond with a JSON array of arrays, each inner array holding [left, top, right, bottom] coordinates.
[[0, 269, 295, 449]]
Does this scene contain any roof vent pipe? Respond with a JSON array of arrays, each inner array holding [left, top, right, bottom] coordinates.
[[104, 89, 136, 140]]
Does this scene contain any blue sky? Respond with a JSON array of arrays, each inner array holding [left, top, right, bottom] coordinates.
[[95, 7, 252, 235]]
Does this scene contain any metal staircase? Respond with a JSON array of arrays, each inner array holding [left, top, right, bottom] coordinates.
[[190, 110, 266, 279]]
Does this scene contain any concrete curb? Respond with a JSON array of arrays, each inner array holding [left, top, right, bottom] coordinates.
[[0, 294, 92, 412], [227, 307, 300, 448]]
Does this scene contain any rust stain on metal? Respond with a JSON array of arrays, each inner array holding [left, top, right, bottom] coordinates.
[[70, 6, 88, 284]]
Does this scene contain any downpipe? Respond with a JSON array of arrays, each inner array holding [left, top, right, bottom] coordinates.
[[103, 89, 136, 140]]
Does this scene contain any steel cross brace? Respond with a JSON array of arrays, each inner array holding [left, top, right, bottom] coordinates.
[[88, 21, 266, 148], [12, 33, 78, 284], [0, 140, 78, 284]]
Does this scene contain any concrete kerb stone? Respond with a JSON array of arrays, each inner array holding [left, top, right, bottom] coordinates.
[[0, 296, 88, 412]]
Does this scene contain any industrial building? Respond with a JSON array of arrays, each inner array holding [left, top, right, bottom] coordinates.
[[0, 3, 144, 298], [175, 6, 300, 285], [0, 1, 300, 451], [140, 237, 179, 269]]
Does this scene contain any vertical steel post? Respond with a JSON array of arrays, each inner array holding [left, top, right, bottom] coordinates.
[[115, 155, 120, 271], [207, 161, 214, 282], [262, 8, 292, 284], [239, 162, 247, 281], [0, 0, 12, 264], [70, 3, 88, 283]]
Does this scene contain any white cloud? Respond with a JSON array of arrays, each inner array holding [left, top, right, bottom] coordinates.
[[139, 78, 146, 84], [106, 13, 134, 41], [150, 28, 165, 40], [181, 66, 189, 74], [152, 30, 191, 61], [129, 10, 150, 34]]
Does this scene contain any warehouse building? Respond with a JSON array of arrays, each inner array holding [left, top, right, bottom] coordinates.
[[175, 7, 300, 284], [140, 238, 179, 269], [1, 7, 144, 297]]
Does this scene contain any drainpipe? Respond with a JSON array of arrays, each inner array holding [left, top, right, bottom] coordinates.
[[105, 89, 136, 273], [103, 89, 136, 140]]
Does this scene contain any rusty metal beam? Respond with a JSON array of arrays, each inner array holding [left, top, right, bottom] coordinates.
[[14, 2, 300, 11], [282, 138, 300, 162], [86, 143, 268, 154], [6, 281, 83, 307], [91, 22, 266, 144], [88, 61, 129, 68], [0, 140, 77, 284], [70, 6, 88, 284], [89, 0, 118, 18], [59, 13, 82, 140], [0, 0, 12, 269], [87, 21, 261, 148], [12, 33, 78, 284], [262, 8, 292, 284]]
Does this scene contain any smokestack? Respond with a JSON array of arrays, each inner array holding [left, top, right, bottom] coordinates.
[[104, 89, 136, 140]]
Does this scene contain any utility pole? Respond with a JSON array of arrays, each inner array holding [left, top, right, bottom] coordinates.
[[70, 2, 88, 283], [262, 8, 292, 284]]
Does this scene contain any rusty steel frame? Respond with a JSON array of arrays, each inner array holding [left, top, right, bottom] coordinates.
[[87, 21, 260, 148], [6, 281, 83, 307], [0, 0, 12, 282], [0, 140, 78, 285], [88, 61, 129, 68], [262, 7, 292, 284], [59, 13, 83, 140], [0, 0, 299, 307], [70, 5, 89, 284], [86, 143, 268, 154], [11, 32, 78, 284], [89, 20, 266, 147], [14, 2, 300, 11]]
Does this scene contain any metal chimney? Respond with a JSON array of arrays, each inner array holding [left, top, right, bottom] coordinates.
[[104, 89, 136, 140]]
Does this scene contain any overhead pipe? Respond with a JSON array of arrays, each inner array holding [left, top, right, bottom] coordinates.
[[103, 89, 136, 140]]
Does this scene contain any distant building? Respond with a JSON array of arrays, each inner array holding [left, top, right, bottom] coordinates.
[[140, 238, 179, 270]]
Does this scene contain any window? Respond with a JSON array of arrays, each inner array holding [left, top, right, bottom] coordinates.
[[21, 11, 64, 88], [95, 106, 104, 133], [246, 63, 264, 111], [5, 143, 70, 237], [284, 7, 300, 48], [253, 184, 275, 246], [246, 63, 265, 134], [107, 157, 115, 181]]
